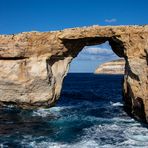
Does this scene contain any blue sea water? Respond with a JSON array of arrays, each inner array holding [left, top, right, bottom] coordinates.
[[0, 73, 148, 148]]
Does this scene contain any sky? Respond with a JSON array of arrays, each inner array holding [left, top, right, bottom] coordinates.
[[0, 0, 147, 72], [69, 42, 119, 73]]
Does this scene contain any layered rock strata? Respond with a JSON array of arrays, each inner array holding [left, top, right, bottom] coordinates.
[[0, 25, 148, 122], [95, 59, 125, 74]]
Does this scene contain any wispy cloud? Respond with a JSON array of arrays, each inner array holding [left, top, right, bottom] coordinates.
[[105, 18, 117, 23], [76, 45, 119, 61], [70, 43, 120, 72], [82, 46, 113, 55]]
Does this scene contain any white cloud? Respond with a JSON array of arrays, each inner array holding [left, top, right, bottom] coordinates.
[[82, 46, 113, 55], [70, 43, 120, 72], [105, 18, 117, 23], [75, 45, 119, 61]]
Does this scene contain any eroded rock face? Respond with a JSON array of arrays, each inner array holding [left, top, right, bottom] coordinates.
[[95, 59, 125, 74], [0, 25, 148, 122]]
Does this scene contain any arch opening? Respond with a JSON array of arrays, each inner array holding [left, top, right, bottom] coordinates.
[[68, 41, 122, 73], [56, 41, 127, 144], [58, 41, 125, 106]]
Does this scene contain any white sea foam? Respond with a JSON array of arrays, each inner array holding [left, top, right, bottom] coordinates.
[[27, 137, 148, 148], [21, 121, 148, 148], [32, 108, 51, 117], [31, 100, 101, 118], [125, 126, 148, 142], [110, 101, 123, 107], [128, 135, 148, 142], [119, 138, 148, 148], [21, 99, 148, 148], [50, 106, 66, 113], [82, 121, 148, 147], [32, 106, 68, 117], [111, 117, 135, 123], [28, 140, 100, 148], [0, 144, 4, 148]]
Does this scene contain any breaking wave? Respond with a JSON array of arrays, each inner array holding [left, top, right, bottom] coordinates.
[[0, 74, 148, 148]]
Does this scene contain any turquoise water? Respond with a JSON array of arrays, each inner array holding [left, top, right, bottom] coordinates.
[[0, 74, 148, 148]]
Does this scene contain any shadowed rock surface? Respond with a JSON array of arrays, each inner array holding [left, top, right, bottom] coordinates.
[[95, 59, 125, 74], [0, 25, 148, 122]]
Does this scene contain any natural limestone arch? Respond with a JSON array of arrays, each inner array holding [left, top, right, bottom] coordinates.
[[0, 25, 147, 123]]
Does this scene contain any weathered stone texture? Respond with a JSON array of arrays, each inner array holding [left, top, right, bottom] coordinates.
[[0, 25, 147, 122]]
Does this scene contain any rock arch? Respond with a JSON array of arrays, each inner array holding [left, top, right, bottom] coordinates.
[[0, 25, 147, 122]]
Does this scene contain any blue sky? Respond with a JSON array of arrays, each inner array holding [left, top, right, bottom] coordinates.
[[0, 0, 147, 72], [69, 42, 119, 73]]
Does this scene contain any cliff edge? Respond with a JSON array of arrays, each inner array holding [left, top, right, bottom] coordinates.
[[95, 59, 125, 74]]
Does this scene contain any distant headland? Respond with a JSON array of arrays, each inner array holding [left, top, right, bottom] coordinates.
[[94, 59, 125, 74]]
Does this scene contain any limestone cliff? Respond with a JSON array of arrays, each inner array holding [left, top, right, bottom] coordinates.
[[95, 59, 125, 74], [0, 25, 148, 123]]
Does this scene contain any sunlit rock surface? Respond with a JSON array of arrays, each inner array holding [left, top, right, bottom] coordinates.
[[0, 25, 148, 122], [95, 59, 125, 74]]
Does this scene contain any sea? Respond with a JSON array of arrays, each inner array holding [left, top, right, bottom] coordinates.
[[0, 73, 148, 148]]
